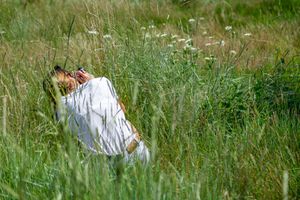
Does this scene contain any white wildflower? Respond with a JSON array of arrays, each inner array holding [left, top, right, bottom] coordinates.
[[160, 33, 168, 38], [205, 43, 212, 46], [87, 30, 99, 35], [220, 40, 225, 46], [205, 56, 216, 61], [178, 38, 186, 42], [183, 44, 191, 50], [230, 50, 237, 55], [145, 33, 151, 39], [244, 33, 252, 37], [149, 25, 155, 29], [156, 33, 161, 38], [103, 34, 112, 40], [167, 44, 174, 48], [185, 38, 192, 44], [171, 34, 178, 39], [188, 18, 196, 24], [212, 40, 225, 46], [225, 26, 232, 31], [190, 47, 197, 53], [208, 36, 214, 39], [202, 31, 207, 35]]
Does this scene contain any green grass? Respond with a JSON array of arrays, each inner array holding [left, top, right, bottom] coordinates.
[[0, 0, 299, 199]]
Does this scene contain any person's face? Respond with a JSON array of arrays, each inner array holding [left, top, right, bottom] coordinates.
[[55, 71, 78, 93]]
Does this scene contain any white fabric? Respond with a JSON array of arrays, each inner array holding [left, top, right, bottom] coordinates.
[[58, 77, 149, 162]]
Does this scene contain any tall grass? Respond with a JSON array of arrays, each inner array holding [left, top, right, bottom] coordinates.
[[0, 0, 299, 199]]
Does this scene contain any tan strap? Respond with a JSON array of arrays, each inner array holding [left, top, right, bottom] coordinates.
[[126, 133, 141, 154]]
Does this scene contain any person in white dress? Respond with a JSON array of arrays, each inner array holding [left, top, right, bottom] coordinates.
[[43, 65, 150, 164]]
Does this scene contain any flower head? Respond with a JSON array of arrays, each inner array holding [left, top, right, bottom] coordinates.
[[185, 38, 192, 44], [244, 33, 252, 37], [87, 30, 99, 35], [160, 33, 168, 38], [171, 34, 178, 39], [230, 50, 237, 55], [220, 40, 225, 46], [225, 26, 232, 31], [149, 25, 155, 29], [103, 34, 112, 40], [145, 33, 151, 39], [188, 18, 196, 24], [190, 47, 197, 53], [204, 55, 216, 61]]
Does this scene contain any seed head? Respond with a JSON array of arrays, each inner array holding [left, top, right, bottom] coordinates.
[[225, 26, 232, 31]]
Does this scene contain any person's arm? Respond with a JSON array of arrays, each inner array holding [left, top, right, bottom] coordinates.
[[118, 99, 127, 113], [75, 70, 94, 84]]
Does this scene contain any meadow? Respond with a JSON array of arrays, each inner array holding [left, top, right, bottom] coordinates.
[[0, 0, 299, 199]]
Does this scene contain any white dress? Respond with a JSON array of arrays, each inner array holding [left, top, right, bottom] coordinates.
[[58, 77, 149, 163]]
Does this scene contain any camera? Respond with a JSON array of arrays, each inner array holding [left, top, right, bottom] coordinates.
[[78, 67, 85, 72]]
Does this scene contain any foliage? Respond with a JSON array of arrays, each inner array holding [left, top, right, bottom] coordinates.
[[0, 0, 299, 199]]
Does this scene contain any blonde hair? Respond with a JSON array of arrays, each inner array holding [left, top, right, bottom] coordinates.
[[42, 65, 69, 105]]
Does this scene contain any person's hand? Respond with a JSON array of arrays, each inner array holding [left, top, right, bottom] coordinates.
[[75, 70, 94, 84]]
